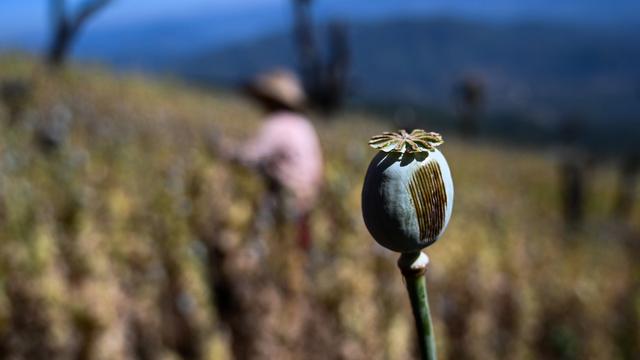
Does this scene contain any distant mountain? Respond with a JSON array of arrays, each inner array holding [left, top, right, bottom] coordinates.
[[8, 0, 640, 63], [3, 0, 640, 42], [179, 17, 640, 125], [72, 5, 289, 69], [313, 0, 640, 27], [5, 9, 638, 147]]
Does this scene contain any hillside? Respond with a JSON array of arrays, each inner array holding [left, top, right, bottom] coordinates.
[[0, 56, 638, 359], [8, 14, 640, 150], [181, 17, 640, 137]]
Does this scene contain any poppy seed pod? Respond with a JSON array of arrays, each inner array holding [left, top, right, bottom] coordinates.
[[362, 129, 454, 253]]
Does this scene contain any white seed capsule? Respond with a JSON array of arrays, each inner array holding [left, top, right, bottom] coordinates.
[[361, 130, 454, 252]]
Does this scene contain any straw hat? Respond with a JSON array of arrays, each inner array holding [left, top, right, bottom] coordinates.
[[246, 69, 307, 111]]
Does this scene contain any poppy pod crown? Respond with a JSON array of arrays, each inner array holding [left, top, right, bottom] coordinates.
[[362, 129, 454, 253]]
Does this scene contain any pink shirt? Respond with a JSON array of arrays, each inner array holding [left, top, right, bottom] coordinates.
[[240, 111, 323, 212]]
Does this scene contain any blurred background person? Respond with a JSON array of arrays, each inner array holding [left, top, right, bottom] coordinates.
[[217, 69, 323, 252]]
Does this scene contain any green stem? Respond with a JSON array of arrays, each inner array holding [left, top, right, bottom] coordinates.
[[398, 251, 437, 360]]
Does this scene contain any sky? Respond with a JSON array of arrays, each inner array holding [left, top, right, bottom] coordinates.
[[0, 0, 284, 37]]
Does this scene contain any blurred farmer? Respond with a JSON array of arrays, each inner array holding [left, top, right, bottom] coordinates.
[[220, 69, 324, 251]]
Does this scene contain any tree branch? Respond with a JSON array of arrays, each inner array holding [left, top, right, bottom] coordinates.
[[70, 0, 113, 32], [46, 0, 113, 67], [50, 0, 67, 29]]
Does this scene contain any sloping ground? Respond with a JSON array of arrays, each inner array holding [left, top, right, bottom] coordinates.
[[0, 56, 638, 359]]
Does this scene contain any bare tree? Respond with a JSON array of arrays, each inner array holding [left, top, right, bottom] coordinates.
[[47, 0, 113, 67], [323, 21, 350, 111], [293, 0, 320, 97], [613, 154, 639, 221], [557, 115, 588, 231], [454, 76, 485, 137], [292, 0, 350, 113]]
